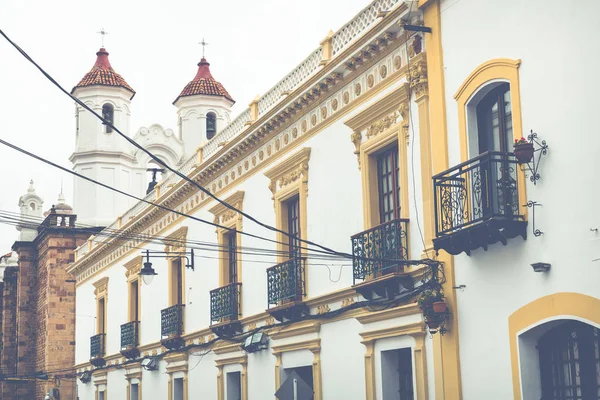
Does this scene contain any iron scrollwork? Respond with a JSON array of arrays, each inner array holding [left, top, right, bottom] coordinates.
[[267, 258, 306, 307]]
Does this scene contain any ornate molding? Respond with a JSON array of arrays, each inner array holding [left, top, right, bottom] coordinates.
[[123, 256, 142, 279], [350, 131, 362, 169], [264, 148, 311, 201], [409, 55, 428, 100], [208, 191, 245, 229], [398, 101, 410, 146], [366, 111, 399, 139], [93, 277, 109, 297], [163, 226, 189, 253]]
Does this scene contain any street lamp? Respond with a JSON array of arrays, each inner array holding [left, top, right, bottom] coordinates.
[[138, 249, 195, 285]]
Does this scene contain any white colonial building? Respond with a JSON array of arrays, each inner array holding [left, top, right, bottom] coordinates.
[[66, 1, 600, 400]]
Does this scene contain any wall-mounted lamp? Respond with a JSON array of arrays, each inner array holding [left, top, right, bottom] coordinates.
[[242, 332, 269, 353], [531, 262, 551, 273], [141, 358, 158, 371], [78, 370, 92, 384], [139, 249, 195, 285]]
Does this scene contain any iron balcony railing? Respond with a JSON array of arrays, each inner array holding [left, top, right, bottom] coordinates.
[[351, 218, 409, 284], [120, 321, 139, 351], [433, 151, 523, 238], [161, 304, 184, 339], [267, 257, 306, 308], [210, 282, 241, 324], [90, 333, 106, 360]]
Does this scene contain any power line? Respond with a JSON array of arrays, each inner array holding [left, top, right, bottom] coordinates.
[[0, 28, 351, 259], [0, 135, 347, 260]]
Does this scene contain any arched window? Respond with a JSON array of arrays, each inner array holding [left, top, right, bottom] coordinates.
[[475, 83, 512, 154], [102, 104, 114, 133], [538, 321, 600, 399], [206, 112, 217, 140]]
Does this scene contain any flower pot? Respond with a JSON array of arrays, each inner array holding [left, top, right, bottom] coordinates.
[[424, 315, 440, 329], [514, 142, 534, 164], [432, 301, 447, 314]]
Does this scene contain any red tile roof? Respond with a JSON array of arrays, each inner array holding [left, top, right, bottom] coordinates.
[[173, 58, 234, 104], [72, 48, 135, 98]]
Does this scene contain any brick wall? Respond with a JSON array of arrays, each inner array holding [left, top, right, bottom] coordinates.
[[1, 266, 19, 398]]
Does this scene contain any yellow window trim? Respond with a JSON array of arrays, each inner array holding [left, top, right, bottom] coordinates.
[[165, 352, 189, 400], [453, 57, 528, 222], [124, 363, 142, 400], [359, 321, 427, 400], [209, 191, 245, 286], [264, 148, 311, 264], [215, 355, 248, 400], [123, 257, 142, 322], [272, 338, 322, 400], [93, 277, 109, 335], [93, 370, 108, 400], [508, 292, 600, 400]]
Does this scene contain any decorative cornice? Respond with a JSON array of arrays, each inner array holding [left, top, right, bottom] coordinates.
[[272, 338, 321, 355], [356, 302, 420, 324], [213, 342, 243, 355], [409, 53, 428, 100], [343, 82, 409, 132], [208, 191, 245, 228], [270, 321, 320, 340], [163, 226, 188, 253], [359, 321, 426, 343], [92, 277, 109, 297], [264, 148, 311, 199], [215, 354, 247, 367]]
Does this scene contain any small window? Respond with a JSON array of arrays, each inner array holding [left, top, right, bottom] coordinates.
[[130, 279, 139, 322], [381, 348, 413, 400], [226, 371, 242, 400], [173, 377, 184, 400], [226, 230, 238, 284], [376, 146, 400, 223], [102, 103, 114, 133], [475, 83, 512, 154], [98, 390, 106, 400], [285, 196, 301, 259], [130, 383, 139, 400], [29, 202, 36, 211], [206, 112, 217, 139], [98, 298, 106, 334], [169, 258, 183, 306]]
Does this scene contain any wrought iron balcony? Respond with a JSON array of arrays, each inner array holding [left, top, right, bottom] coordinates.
[[210, 283, 242, 337], [161, 304, 184, 349], [90, 333, 106, 367], [351, 218, 409, 284], [433, 151, 527, 255], [266, 258, 309, 322], [120, 321, 139, 359], [210, 282, 241, 323]]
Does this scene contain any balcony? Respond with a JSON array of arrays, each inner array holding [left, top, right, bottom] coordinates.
[[210, 282, 242, 337], [161, 304, 184, 350], [90, 333, 106, 367], [433, 151, 527, 256], [351, 218, 413, 300], [120, 321, 139, 359], [266, 258, 308, 322]]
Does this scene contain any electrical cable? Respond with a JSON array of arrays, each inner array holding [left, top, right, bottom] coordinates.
[[0, 135, 348, 260], [0, 27, 353, 259]]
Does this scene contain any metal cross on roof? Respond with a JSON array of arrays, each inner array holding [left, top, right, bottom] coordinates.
[[199, 38, 209, 58], [97, 28, 109, 47]]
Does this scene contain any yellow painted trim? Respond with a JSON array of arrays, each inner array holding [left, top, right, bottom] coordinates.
[[209, 191, 245, 287], [265, 148, 311, 265], [508, 292, 600, 400], [360, 321, 427, 400], [356, 302, 420, 324], [359, 123, 410, 230], [213, 341, 242, 355], [269, 320, 320, 340], [454, 57, 527, 219], [272, 338, 322, 400], [214, 354, 249, 400], [93, 277, 109, 335]]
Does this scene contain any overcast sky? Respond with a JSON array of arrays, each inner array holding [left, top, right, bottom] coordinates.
[[0, 0, 371, 252]]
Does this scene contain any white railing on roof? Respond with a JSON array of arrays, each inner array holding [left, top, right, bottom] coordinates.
[[202, 108, 252, 159], [256, 48, 323, 115], [332, 0, 400, 55]]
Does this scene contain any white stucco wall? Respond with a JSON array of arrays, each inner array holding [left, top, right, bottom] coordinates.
[[439, 0, 600, 398]]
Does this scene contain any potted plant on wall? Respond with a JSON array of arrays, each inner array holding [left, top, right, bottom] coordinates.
[[513, 137, 534, 164], [418, 289, 447, 330]]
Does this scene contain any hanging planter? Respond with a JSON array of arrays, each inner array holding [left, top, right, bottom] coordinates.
[[513, 138, 534, 164], [418, 289, 448, 334]]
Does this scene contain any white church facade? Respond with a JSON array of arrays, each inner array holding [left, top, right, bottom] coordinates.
[[60, 0, 600, 399]]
